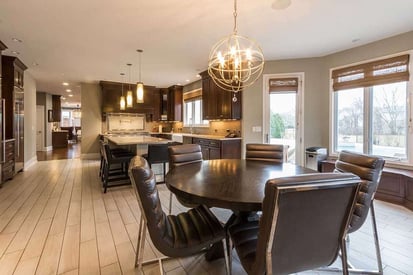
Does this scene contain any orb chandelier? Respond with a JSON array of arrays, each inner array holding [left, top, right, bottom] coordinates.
[[208, 0, 264, 100], [136, 49, 144, 103]]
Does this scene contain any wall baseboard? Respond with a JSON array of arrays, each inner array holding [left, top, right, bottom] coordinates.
[[24, 156, 38, 170], [81, 153, 100, 160]]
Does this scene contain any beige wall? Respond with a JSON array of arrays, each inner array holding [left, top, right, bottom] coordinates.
[[81, 83, 102, 158], [23, 72, 37, 167], [242, 30, 413, 162]]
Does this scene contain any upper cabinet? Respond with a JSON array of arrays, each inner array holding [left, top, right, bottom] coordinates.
[[100, 81, 157, 120], [159, 85, 183, 122], [200, 70, 242, 120], [0, 41, 7, 80], [52, 95, 61, 122]]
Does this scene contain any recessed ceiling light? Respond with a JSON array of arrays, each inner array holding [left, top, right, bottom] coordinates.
[[196, 74, 201, 78], [66, 89, 72, 92], [177, 83, 182, 86], [271, 0, 291, 10], [32, 62, 39, 66], [68, 94, 73, 97], [186, 79, 190, 82], [62, 82, 69, 86], [62, 97, 66, 100], [12, 38, 22, 43], [11, 50, 20, 55]]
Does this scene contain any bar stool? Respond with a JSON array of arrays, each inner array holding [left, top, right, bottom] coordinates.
[[143, 143, 170, 183], [101, 143, 134, 193], [99, 140, 134, 180]]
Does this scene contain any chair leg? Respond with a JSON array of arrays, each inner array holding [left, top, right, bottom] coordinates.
[[136, 215, 147, 268], [223, 237, 232, 275], [340, 235, 349, 275], [370, 202, 384, 274], [168, 192, 173, 215]]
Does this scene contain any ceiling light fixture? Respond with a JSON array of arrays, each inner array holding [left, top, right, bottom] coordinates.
[[62, 82, 69, 86], [120, 72, 126, 110], [68, 94, 73, 97], [136, 49, 144, 103], [66, 89, 72, 92], [12, 38, 23, 43], [208, 0, 264, 102], [126, 64, 133, 108]]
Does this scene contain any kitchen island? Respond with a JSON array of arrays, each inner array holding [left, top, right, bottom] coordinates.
[[104, 135, 170, 155]]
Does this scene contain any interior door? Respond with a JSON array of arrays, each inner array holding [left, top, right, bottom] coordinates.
[[263, 74, 304, 165], [36, 105, 44, 151]]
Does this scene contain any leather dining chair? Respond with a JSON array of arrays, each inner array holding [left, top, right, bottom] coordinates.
[[167, 144, 203, 213], [245, 143, 287, 163], [142, 143, 169, 183], [128, 156, 230, 274], [330, 150, 386, 274], [228, 173, 361, 275]]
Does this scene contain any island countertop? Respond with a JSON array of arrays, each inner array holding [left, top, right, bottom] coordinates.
[[105, 135, 170, 146]]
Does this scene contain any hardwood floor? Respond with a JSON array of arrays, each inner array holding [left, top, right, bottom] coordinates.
[[36, 142, 81, 161], [0, 158, 412, 274]]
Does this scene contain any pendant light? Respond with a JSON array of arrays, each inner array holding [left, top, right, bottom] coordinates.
[[126, 63, 133, 108], [207, 0, 264, 101], [136, 49, 144, 103], [120, 72, 126, 110]]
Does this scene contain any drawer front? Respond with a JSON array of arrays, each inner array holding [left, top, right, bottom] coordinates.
[[193, 138, 221, 148]]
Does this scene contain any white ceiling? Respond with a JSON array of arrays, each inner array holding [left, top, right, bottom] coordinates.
[[1, 0, 413, 108]]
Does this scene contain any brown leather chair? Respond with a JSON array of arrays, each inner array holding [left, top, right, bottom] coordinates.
[[143, 143, 169, 183], [332, 150, 385, 274], [228, 173, 361, 275], [245, 143, 286, 163], [129, 156, 230, 274], [167, 144, 203, 213]]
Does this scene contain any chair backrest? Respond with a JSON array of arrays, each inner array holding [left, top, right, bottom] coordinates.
[[128, 156, 172, 253], [146, 143, 169, 164], [168, 144, 203, 169], [253, 173, 360, 275], [335, 150, 385, 233], [245, 143, 285, 163]]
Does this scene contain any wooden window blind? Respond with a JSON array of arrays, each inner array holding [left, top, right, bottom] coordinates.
[[269, 77, 299, 93], [183, 88, 202, 102], [332, 54, 410, 91]]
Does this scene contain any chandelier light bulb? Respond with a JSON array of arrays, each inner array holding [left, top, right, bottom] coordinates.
[[120, 96, 126, 110]]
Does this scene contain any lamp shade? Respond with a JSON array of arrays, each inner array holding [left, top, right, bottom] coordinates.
[[126, 90, 133, 107], [120, 95, 126, 110], [136, 82, 144, 103]]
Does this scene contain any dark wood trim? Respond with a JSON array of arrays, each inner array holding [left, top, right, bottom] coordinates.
[[0, 40, 7, 51]]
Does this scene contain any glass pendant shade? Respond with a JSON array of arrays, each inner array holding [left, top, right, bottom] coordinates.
[[126, 90, 133, 107], [136, 49, 144, 103], [136, 82, 144, 103], [120, 95, 126, 110]]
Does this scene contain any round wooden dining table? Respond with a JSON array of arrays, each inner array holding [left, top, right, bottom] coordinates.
[[166, 159, 316, 212]]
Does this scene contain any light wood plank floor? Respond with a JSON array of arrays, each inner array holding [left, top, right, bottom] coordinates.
[[0, 158, 412, 274]]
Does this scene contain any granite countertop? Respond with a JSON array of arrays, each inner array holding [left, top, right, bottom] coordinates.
[[105, 135, 170, 145], [150, 132, 242, 141]]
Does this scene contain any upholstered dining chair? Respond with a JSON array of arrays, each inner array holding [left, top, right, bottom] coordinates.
[[331, 150, 385, 274], [129, 156, 230, 274], [245, 143, 287, 163], [228, 173, 361, 275], [143, 143, 169, 183], [167, 144, 203, 213]]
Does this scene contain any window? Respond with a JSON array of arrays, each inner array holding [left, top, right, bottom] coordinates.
[[183, 89, 209, 127], [331, 54, 412, 164], [60, 108, 81, 127]]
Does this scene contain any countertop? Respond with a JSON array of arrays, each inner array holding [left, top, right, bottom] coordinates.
[[105, 135, 170, 145], [150, 132, 242, 141]]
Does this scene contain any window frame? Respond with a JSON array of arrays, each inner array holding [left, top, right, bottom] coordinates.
[[329, 52, 413, 168], [183, 89, 209, 127]]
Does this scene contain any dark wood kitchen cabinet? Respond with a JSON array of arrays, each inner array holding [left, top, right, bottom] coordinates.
[[100, 81, 157, 120], [159, 85, 183, 122], [200, 70, 242, 120], [52, 95, 61, 122], [192, 137, 241, 160], [2, 55, 27, 177]]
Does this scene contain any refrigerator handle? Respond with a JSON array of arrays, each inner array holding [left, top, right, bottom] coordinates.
[[2, 98, 5, 163]]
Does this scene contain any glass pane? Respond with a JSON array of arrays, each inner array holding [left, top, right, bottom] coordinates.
[[194, 100, 201, 124], [335, 88, 364, 153], [371, 82, 407, 160], [184, 102, 192, 125], [269, 92, 296, 163]]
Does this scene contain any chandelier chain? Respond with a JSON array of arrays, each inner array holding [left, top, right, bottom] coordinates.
[[233, 0, 238, 34], [127, 63, 132, 90]]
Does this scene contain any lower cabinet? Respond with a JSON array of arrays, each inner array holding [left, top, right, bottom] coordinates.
[[2, 139, 15, 183], [192, 138, 241, 160]]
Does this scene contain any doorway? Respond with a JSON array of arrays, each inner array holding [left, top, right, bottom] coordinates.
[[263, 73, 304, 165]]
